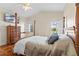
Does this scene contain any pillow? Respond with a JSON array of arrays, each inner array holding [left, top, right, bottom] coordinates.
[[48, 33, 59, 44]]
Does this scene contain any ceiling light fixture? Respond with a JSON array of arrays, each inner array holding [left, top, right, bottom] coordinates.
[[22, 3, 32, 10]]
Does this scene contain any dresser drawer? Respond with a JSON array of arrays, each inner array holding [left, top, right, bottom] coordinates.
[[7, 26, 21, 44]]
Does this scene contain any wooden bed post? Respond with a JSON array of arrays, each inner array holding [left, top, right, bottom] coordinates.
[[75, 3, 79, 55], [34, 20, 36, 36], [14, 13, 18, 43], [63, 16, 65, 34]]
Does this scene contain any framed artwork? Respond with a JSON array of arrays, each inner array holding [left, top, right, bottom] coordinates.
[[4, 13, 19, 23]]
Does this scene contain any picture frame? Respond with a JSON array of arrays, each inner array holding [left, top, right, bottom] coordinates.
[[4, 13, 19, 23], [4, 13, 15, 23]]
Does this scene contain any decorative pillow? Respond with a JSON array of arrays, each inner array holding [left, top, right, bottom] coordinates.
[[48, 33, 59, 44]]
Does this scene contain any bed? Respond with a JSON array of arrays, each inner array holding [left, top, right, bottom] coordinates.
[[13, 34, 77, 56]]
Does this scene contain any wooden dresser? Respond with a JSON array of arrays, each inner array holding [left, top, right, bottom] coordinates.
[[7, 25, 21, 45]]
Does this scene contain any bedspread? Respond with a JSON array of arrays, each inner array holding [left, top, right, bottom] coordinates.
[[24, 37, 77, 56]]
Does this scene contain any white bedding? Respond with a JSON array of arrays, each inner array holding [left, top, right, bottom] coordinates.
[[13, 36, 48, 55], [13, 34, 76, 55]]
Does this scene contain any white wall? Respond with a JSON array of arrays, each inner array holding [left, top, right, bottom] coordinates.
[[0, 9, 14, 46], [25, 11, 63, 36], [63, 3, 76, 35], [0, 9, 25, 46], [63, 3, 76, 26]]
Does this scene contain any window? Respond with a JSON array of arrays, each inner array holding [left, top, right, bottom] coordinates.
[[28, 24, 33, 32], [50, 20, 63, 34], [25, 24, 33, 32]]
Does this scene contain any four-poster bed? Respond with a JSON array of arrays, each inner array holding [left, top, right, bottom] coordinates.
[[12, 12, 77, 56], [5, 7, 77, 56], [13, 15, 77, 55]]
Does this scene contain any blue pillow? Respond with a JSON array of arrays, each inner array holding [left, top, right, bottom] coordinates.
[[48, 33, 59, 44]]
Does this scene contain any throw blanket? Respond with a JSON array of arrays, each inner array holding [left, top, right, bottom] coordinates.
[[24, 37, 77, 56]]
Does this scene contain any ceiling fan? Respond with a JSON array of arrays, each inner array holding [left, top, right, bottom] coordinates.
[[22, 3, 32, 10]]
